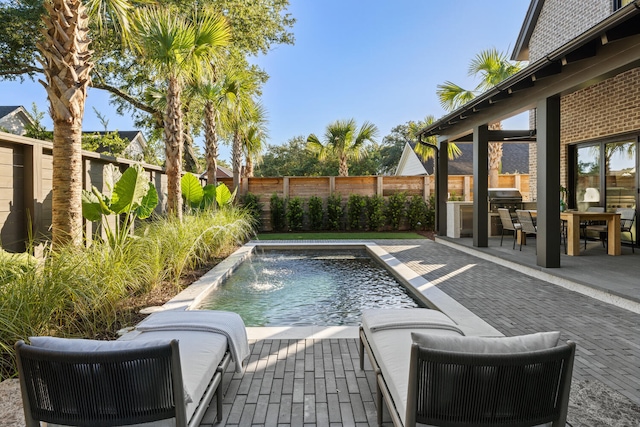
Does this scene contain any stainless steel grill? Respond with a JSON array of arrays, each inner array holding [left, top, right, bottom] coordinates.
[[488, 188, 524, 213]]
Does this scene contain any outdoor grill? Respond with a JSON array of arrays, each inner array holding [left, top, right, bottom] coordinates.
[[488, 188, 524, 213]]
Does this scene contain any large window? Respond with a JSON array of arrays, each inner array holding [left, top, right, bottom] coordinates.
[[605, 141, 636, 211], [575, 145, 601, 211]]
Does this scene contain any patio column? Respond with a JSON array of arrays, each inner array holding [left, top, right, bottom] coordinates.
[[536, 96, 561, 268], [436, 137, 449, 236], [473, 125, 489, 247]]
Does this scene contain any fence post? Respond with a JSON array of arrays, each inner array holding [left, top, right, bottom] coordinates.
[[464, 176, 471, 201], [515, 174, 521, 192], [423, 176, 430, 201], [283, 176, 290, 199], [376, 176, 383, 196], [329, 176, 335, 194]]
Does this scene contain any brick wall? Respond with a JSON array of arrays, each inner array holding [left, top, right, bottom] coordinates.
[[529, 0, 611, 62], [561, 68, 640, 143]]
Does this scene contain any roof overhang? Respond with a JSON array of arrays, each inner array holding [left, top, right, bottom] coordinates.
[[418, 0, 640, 141]]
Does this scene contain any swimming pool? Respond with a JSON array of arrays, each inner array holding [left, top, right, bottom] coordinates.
[[196, 249, 422, 326]]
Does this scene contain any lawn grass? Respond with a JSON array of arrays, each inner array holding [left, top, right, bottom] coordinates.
[[255, 231, 427, 240]]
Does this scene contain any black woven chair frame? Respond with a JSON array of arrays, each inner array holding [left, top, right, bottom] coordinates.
[[406, 342, 575, 427], [16, 340, 188, 427]]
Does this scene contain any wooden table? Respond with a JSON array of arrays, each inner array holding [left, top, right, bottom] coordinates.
[[560, 211, 621, 256]]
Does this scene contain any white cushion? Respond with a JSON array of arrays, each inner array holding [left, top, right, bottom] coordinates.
[[29, 336, 170, 352], [411, 331, 561, 353]]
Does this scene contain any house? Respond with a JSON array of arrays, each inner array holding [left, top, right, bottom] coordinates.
[[0, 106, 35, 135], [83, 130, 148, 160], [418, 0, 640, 268], [395, 141, 529, 176]]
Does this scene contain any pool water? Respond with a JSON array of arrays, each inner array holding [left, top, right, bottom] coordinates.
[[196, 249, 422, 326]]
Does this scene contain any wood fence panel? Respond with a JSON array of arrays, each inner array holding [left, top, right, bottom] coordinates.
[[380, 176, 427, 197], [288, 177, 331, 199], [0, 142, 26, 251], [334, 176, 377, 197]]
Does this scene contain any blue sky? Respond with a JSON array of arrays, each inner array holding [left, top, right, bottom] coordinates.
[[0, 0, 531, 163]]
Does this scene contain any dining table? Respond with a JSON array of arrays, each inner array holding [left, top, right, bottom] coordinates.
[[560, 210, 621, 256]]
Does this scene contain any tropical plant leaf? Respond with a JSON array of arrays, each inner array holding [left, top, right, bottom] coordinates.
[[215, 183, 235, 207], [111, 164, 150, 214], [103, 163, 123, 195], [181, 173, 204, 208], [81, 187, 112, 221], [202, 184, 217, 208], [135, 185, 159, 219]]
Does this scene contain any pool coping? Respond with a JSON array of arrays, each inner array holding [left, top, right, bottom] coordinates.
[[150, 241, 503, 339]]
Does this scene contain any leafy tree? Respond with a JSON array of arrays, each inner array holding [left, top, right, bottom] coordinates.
[[436, 48, 522, 187], [307, 119, 379, 177], [133, 6, 230, 220]]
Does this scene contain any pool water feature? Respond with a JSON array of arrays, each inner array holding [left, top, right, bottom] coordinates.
[[196, 249, 422, 326]]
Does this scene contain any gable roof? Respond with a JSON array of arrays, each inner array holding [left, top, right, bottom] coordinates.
[[0, 106, 24, 119], [511, 0, 545, 61]]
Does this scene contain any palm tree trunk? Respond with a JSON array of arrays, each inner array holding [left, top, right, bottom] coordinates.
[[339, 154, 349, 177], [204, 101, 218, 187], [39, 0, 92, 248], [245, 156, 254, 177], [165, 76, 183, 219], [232, 129, 242, 190]]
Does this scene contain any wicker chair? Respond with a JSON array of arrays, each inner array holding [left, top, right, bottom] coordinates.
[[15, 340, 188, 427], [498, 208, 521, 249], [516, 210, 537, 251], [405, 341, 576, 427]]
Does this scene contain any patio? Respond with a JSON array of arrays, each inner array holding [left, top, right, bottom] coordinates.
[[196, 238, 639, 426]]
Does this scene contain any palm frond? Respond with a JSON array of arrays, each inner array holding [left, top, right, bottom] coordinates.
[[436, 81, 476, 111]]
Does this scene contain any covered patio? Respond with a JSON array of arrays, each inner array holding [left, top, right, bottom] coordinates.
[[418, 3, 640, 269]]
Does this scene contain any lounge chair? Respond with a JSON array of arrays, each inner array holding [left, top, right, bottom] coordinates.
[[359, 308, 575, 427], [15, 310, 249, 427]]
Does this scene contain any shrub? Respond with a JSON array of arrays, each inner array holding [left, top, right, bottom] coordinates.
[[425, 195, 436, 230], [385, 192, 407, 230], [365, 195, 386, 231], [286, 197, 304, 231], [407, 195, 431, 230], [270, 193, 286, 231], [326, 193, 344, 231], [308, 196, 324, 230], [0, 208, 254, 382], [347, 194, 366, 230], [242, 192, 263, 231]]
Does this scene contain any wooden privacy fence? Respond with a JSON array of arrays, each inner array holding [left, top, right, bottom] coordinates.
[[1, 132, 530, 250]]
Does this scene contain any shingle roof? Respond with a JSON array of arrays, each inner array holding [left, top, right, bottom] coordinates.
[[0, 106, 22, 120], [414, 142, 530, 175]]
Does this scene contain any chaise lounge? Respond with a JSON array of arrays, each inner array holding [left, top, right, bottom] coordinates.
[[359, 308, 575, 427], [15, 310, 249, 427]]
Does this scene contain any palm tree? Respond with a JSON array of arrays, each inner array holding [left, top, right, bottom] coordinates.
[[39, 0, 134, 247], [307, 119, 378, 177], [224, 68, 261, 190], [133, 6, 230, 220], [437, 48, 522, 187], [242, 102, 268, 178]]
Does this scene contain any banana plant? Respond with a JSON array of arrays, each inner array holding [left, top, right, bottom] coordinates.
[[181, 173, 236, 211], [82, 163, 158, 248]]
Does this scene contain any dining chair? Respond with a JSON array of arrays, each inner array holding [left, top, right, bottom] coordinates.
[[582, 207, 605, 249], [588, 208, 636, 253], [498, 208, 521, 250], [515, 210, 537, 251]]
